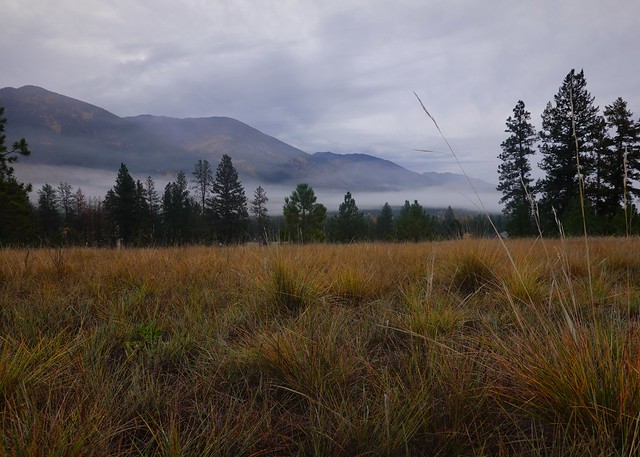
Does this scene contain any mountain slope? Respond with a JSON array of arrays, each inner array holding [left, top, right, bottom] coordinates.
[[0, 85, 495, 194]]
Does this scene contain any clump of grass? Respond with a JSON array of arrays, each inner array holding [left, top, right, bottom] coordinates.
[[447, 245, 499, 295]]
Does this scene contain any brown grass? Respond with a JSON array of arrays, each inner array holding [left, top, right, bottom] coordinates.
[[1, 238, 640, 455]]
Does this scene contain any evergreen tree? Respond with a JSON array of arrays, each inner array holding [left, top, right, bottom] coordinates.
[[396, 200, 434, 241], [162, 171, 195, 244], [328, 191, 367, 242], [375, 202, 395, 241], [250, 186, 270, 243], [538, 69, 605, 228], [104, 163, 139, 245], [143, 176, 161, 242], [57, 181, 73, 226], [208, 155, 248, 244], [497, 100, 537, 236], [37, 183, 61, 243], [441, 205, 463, 239], [599, 97, 640, 221], [283, 183, 327, 242], [191, 159, 213, 214], [0, 106, 33, 245]]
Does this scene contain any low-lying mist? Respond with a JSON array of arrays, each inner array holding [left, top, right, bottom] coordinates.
[[15, 164, 502, 214]]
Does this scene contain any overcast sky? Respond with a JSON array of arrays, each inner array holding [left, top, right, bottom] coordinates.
[[2, 0, 640, 184]]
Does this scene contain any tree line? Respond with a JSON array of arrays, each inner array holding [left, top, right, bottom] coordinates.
[[0, 110, 500, 246], [498, 69, 640, 236]]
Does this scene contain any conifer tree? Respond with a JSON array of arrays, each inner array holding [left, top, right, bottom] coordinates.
[[328, 191, 367, 242], [37, 183, 61, 242], [250, 186, 270, 243], [538, 69, 605, 228], [162, 171, 195, 244], [104, 163, 139, 244], [396, 200, 434, 241], [191, 159, 213, 214], [599, 97, 640, 220], [283, 183, 327, 242], [375, 202, 395, 241], [0, 106, 33, 245], [497, 100, 537, 236], [208, 155, 248, 244]]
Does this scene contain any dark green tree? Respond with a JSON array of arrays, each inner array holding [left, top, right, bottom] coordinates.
[[497, 100, 537, 236], [441, 206, 463, 239], [375, 202, 395, 241], [598, 97, 640, 223], [537, 69, 605, 230], [208, 155, 248, 244], [0, 106, 33, 245], [283, 183, 327, 242], [162, 171, 195, 244], [327, 191, 367, 242], [104, 163, 139, 245], [36, 183, 61, 243], [250, 186, 270, 243], [191, 159, 213, 214], [396, 200, 435, 241]]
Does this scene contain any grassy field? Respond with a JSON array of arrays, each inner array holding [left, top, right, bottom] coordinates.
[[1, 238, 640, 455]]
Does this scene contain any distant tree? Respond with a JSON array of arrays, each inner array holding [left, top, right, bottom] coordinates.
[[37, 183, 61, 242], [162, 171, 195, 244], [441, 206, 462, 239], [537, 69, 605, 231], [191, 159, 213, 214], [143, 176, 161, 242], [327, 191, 367, 242], [375, 202, 395, 241], [250, 186, 270, 243], [208, 155, 248, 244], [57, 181, 74, 225], [396, 200, 435, 241], [104, 163, 139, 245], [598, 97, 640, 223], [0, 106, 33, 245], [283, 183, 327, 242]]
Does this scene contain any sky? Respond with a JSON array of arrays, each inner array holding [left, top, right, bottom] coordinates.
[[2, 0, 640, 186]]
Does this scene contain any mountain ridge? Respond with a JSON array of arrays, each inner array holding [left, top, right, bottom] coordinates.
[[0, 85, 496, 194]]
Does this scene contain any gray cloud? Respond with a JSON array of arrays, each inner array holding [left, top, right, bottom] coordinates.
[[2, 0, 640, 185]]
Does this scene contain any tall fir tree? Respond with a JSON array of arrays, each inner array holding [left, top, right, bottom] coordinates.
[[283, 183, 327, 242], [537, 69, 605, 230], [208, 155, 248, 244], [191, 159, 213, 214], [0, 106, 33, 245], [599, 98, 640, 221], [104, 163, 139, 245], [162, 171, 195, 245], [375, 202, 395, 241], [327, 191, 367, 242], [37, 183, 61, 243], [497, 100, 537, 236], [250, 186, 270, 243], [396, 200, 434, 242]]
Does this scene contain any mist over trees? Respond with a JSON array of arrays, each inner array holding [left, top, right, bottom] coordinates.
[[498, 68, 640, 236]]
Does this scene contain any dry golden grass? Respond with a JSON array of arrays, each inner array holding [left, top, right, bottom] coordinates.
[[1, 238, 640, 455]]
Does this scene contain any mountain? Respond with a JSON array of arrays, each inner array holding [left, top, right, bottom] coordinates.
[[0, 85, 495, 194]]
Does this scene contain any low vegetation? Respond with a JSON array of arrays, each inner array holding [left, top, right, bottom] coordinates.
[[2, 237, 640, 455]]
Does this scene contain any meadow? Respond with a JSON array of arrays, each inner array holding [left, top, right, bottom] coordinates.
[[1, 238, 640, 456]]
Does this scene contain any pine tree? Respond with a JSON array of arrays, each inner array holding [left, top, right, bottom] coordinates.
[[538, 69, 605, 227], [396, 200, 434, 241], [250, 186, 270, 243], [104, 163, 139, 244], [0, 106, 33, 245], [497, 100, 537, 236], [283, 183, 327, 242], [441, 206, 462, 239], [328, 191, 367, 242], [599, 98, 640, 221], [37, 183, 61, 242], [162, 171, 195, 245], [208, 155, 248, 244], [375, 202, 395, 241], [191, 159, 213, 214]]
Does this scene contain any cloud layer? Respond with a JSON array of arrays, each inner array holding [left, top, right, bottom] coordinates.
[[2, 0, 640, 183]]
